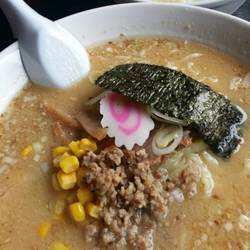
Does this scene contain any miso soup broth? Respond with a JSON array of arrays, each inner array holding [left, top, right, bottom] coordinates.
[[0, 38, 250, 250]]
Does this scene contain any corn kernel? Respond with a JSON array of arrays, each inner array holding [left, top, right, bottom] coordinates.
[[68, 141, 85, 158], [53, 146, 69, 157], [53, 152, 71, 168], [38, 222, 51, 238], [85, 202, 101, 219], [21, 145, 33, 158], [59, 156, 79, 174], [52, 173, 61, 191], [57, 171, 77, 190], [79, 138, 97, 152], [76, 168, 86, 186], [51, 241, 69, 250], [76, 187, 93, 205], [69, 202, 86, 222]]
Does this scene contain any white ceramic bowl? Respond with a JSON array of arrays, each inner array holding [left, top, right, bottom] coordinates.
[[0, 3, 249, 113], [114, 0, 247, 14]]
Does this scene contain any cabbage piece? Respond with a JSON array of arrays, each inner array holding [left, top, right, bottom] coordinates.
[[159, 149, 214, 196]]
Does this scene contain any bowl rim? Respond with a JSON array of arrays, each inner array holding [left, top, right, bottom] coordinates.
[[116, 0, 241, 7], [60, 2, 250, 27]]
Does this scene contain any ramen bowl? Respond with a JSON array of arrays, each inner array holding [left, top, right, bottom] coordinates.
[[0, 3, 250, 249]]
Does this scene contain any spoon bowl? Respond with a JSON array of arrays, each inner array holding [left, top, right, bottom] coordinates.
[[0, 0, 90, 88]]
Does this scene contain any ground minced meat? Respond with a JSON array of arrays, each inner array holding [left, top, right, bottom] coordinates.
[[81, 146, 200, 249]]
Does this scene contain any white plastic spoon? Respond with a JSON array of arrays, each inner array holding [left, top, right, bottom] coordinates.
[[0, 0, 90, 88]]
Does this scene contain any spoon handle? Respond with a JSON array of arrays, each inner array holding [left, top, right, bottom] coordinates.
[[0, 0, 50, 38]]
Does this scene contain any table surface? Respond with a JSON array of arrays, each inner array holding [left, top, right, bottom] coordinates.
[[235, 0, 250, 21], [0, 0, 249, 52]]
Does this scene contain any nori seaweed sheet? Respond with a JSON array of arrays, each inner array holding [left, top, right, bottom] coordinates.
[[96, 63, 245, 158]]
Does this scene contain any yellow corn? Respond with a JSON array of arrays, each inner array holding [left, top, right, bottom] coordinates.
[[85, 202, 101, 219], [53, 152, 71, 168], [53, 146, 69, 157], [79, 138, 97, 152], [51, 241, 69, 250], [76, 168, 86, 186], [76, 187, 93, 205], [38, 222, 51, 238], [68, 141, 85, 158], [21, 145, 33, 157], [52, 173, 61, 191], [69, 202, 86, 222], [57, 171, 77, 190], [59, 155, 79, 174]]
